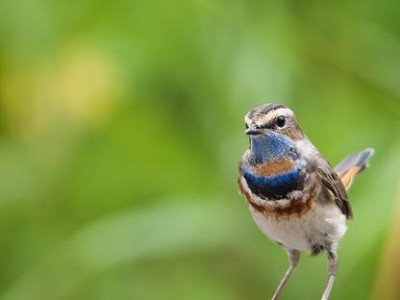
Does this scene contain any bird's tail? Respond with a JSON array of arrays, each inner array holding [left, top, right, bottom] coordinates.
[[335, 148, 375, 190]]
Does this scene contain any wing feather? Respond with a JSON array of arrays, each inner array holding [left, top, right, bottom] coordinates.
[[317, 160, 353, 220]]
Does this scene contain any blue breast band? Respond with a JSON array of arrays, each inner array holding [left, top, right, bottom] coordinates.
[[243, 168, 304, 200]]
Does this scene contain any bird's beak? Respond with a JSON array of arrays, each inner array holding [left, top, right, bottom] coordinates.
[[245, 124, 262, 135]]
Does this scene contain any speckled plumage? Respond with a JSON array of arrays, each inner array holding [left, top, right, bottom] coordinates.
[[238, 103, 374, 300]]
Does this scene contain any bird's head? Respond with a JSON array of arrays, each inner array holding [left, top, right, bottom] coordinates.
[[244, 103, 304, 164]]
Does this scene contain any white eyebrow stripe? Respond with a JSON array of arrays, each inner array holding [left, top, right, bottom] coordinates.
[[244, 114, 252, 124], [256, 108, 294, 126]]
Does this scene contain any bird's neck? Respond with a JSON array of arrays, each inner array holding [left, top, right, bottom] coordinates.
[[250, 132, 297, 164]]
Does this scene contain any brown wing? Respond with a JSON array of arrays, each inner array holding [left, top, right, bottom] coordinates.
[[317, 160, 353, 220]]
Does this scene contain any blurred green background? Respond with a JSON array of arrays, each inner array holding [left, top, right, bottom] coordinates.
[[0, 0, 399, 299]]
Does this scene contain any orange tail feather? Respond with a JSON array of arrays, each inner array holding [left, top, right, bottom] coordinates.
[[335, 148, 375, 190]]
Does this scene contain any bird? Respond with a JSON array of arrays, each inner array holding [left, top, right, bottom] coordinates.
[[238, 103, 374, 300]]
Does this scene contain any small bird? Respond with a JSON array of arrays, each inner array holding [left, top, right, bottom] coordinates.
[[238, 103, 374, 300]]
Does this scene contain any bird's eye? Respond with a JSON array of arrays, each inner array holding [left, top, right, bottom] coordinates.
[[276, 115, 286, 127], [245, 123, 249, 129]]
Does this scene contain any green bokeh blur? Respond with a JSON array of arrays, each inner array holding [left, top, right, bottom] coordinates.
[[0, 1, 399, 299]]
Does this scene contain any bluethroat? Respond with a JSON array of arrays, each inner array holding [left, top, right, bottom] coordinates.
[[238, 103, 374, 300]]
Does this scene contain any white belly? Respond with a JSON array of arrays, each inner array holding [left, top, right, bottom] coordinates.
[[249, 203, 347, 253]]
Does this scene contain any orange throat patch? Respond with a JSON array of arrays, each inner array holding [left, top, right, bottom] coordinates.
[[254, 159, 295, 176]]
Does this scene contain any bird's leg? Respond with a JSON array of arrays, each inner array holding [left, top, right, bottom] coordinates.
[[271, 249, 300, 300], [321, 251, 338, 300]]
